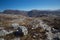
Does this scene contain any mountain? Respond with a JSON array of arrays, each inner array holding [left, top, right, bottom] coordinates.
[[0, 9, 60, 17], [28, 10, 60, 17], [3, 10, 28, 16]]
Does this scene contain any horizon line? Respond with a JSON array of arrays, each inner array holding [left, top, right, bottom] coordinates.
[[0, 9, 60, 12]]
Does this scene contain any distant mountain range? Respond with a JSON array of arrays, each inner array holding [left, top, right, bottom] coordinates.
[[0, 10, 60, 17]]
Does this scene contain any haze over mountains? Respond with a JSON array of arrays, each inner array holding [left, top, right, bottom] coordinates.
[[0, 10, 60, 17]]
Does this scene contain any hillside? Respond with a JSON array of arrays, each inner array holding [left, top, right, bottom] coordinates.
[[0, 10, 60, 40], [0, 10, 60, 17]]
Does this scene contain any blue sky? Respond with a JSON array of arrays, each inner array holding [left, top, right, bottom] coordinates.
[[0, 0, 60, 11]]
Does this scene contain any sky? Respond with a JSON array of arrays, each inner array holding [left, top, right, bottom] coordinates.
[[0, 0, 60, 11]]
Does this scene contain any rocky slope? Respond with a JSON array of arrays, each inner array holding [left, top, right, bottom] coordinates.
[[0, 14, 60, 40]]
